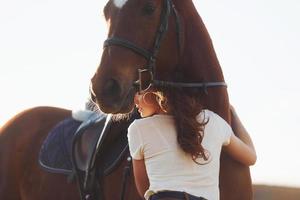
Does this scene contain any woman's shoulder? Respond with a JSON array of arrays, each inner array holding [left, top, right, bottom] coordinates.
[[199, 109, 232, 145], [129, 114, 173, 129], [197, 109, 215, 121], [130, 115, 156, 128], [200, 109, 226, 118], [134, 114, 172, 124], [200, 109, 233, 136], [198, 109, 229, 125]]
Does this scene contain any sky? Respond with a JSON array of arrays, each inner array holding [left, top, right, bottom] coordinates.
[[1, 0, 300, 187]]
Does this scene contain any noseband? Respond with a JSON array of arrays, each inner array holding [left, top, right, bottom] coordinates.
[[103, 0, 227, 91]]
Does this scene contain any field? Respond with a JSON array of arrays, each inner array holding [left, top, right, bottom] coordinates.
[[253, 185, 300, 200]]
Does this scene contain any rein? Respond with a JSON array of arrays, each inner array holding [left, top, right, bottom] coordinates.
[[103, 0, 227, 91]]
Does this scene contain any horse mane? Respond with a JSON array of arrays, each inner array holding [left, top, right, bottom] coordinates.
[[174, 1, 228, 115], [174, 1, 253, 199]]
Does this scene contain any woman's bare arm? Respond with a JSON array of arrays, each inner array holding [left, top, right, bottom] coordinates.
[[224, 106, 257, 166], [132, 159, 149, 198]]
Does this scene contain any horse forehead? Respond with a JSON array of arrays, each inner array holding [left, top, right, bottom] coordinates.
[[113, 0, 129, 8]]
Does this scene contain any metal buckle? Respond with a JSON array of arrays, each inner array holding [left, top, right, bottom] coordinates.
[[134, 68, 153, 93]]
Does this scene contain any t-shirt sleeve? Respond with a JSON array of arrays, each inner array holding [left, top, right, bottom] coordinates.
[[127, 122, 144, 160], [213, 112, 233, 146]]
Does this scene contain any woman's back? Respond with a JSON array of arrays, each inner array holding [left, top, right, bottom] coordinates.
[[128, 110, 233, 200]]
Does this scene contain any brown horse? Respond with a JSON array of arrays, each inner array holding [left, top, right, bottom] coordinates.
[[91, 0, 252, 199], [0, 1, 252, 200], [0, 107, 141, 200]]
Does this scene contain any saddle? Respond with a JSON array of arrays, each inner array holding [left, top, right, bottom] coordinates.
[[39, 117, 82, 175], [39, 110, 130, 200]]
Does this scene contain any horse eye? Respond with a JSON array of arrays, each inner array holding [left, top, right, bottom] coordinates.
[[143, 3, 156, 15]]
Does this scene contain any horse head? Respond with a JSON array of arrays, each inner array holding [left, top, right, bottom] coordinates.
[[91, 0, 218, 114]]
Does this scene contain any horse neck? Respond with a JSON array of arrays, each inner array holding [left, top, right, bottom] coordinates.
[[179, 2, 230, 120]]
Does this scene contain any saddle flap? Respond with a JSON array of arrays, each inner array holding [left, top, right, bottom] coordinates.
[[73, 116, 106, 171], [39, 118, 82, 175]]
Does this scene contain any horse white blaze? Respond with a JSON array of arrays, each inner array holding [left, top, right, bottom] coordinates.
[[113, 0, 129, 8]]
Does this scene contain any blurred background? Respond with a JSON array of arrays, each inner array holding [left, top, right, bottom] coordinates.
[[1, 0, 300, 198]]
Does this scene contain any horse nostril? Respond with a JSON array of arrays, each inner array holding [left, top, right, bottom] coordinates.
[[103, 79, 122, 97]]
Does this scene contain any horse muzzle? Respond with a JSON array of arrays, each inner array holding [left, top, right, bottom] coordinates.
[[90, 77, 136, 114]]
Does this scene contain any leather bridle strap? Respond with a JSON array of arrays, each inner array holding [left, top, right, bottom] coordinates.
[[172, 3, 183, 58], [154, 0, 171, 53], [104, 37, 152, 60], [153, 80, 227, 88], [153, 80, 227, 94]]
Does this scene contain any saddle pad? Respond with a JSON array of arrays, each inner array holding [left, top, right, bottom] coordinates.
[[39, 118, 82, 175]]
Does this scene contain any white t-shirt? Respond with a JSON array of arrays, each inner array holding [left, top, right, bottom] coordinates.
[[127, 109, 233, 200]]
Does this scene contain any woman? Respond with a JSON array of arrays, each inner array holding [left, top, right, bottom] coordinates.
[[127, 88, 256, 200]]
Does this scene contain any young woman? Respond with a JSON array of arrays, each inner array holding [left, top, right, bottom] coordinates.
[[127, 88, 256, 200]]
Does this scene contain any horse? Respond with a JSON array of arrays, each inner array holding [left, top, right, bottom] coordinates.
[[0, 1, 252, 200], [91, 0, 252, 199], [0, 106, 141, 200]]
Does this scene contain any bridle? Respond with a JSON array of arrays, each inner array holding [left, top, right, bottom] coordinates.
[[86, 1, 227, 200], [103, 0, 227, 92]]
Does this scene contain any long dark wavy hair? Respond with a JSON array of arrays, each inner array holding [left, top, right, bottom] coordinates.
[[154, 87, 209, 164]]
